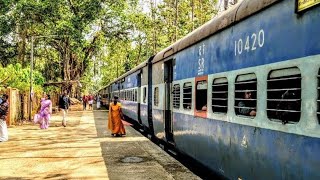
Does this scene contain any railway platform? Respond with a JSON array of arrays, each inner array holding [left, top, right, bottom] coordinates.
[[0, 106, 200, 180]]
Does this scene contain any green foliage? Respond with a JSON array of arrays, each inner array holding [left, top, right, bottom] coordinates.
[[0, 63, 45, 93], [0, 0, 220, 93]]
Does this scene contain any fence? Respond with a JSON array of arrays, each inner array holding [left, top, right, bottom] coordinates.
[[0, 87, 43, 126]]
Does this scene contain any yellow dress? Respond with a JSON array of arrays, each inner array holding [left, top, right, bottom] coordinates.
[[108, 102, 126, 135]]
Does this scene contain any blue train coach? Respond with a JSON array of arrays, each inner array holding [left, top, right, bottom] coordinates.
[[150, 0, 320, 179]]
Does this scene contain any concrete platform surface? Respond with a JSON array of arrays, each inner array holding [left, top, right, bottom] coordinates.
[[0, 108, 200, 180]]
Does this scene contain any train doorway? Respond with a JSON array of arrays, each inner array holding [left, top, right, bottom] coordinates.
[[164, 59, 174, 144]]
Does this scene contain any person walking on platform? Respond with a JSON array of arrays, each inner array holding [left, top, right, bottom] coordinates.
[[108, 96, 126, 137], [59, 92, 70, 127], [0, 94, 9, 142], [34, 94, 52, 129]]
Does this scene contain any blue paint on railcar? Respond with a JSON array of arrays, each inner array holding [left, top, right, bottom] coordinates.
[[174, 0, 320, 80], [121, 71, 139, 89], [140, 104, 149, 128], [121, 101, 139, 122], [172, 112, 320, 179], [111, 83, 119, 92], [152, 109, 165, 140]]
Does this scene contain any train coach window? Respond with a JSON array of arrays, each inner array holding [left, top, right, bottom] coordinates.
[[135, 89, 137, 102], [133, 89, 135, 102], [235, 73, 257, 118], [212, 78, 228, 114], [267, 67, 301, 124], [143, 87, 147, 103], [127, 91, 129, 101], [183, 82, 192, 110], [173, 84, 180, 109], [154, 87, 159, 106], [318, 69, 320, 123], [196, 81, 207, 111]]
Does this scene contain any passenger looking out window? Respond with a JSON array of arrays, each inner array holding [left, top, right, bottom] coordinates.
[[235, 73, 257, 118], [196, 80, 207, 112], [238, 90, 256, 116]]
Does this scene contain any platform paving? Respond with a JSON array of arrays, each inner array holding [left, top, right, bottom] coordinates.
[[0, 107, 200, 180]]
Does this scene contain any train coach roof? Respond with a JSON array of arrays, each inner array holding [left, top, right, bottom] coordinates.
[[152, 0, 280, 64]]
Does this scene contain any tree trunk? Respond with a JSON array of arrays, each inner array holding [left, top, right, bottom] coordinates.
[[175, 0, 178, 42], [191, 0, 194, 31], [17, 25, 27, 67]]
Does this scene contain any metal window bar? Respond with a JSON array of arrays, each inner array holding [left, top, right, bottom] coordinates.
[[212, 105, 228, 108], [212, 98, 228, 100], [267, 109, 301, 113], [235, 80, 257, 85], [235, 90, 257, 93], [212, 91, 228, 93], [267, 76, 301, 82], [212, 83, 228, 87], [267, 99, 301, 102], [267, 88, 301, 92], [234, 98, 257, 101], [234, 106, 256, 110]]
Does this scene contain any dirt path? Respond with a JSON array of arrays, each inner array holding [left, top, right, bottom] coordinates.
[[0, 110, 108, 180]]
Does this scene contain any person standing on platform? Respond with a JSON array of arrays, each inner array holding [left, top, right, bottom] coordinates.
[[0, 94, 9, 142], [59, 92, 70, 127], [82, 95, 88, 111], [108, 96, 126, 137], [34, 94, 52, 129], [96, 94, 101, 109], [88, 94, 93, 110]]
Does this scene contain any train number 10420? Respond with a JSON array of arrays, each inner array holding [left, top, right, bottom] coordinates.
[[234, 29, 265, 56]]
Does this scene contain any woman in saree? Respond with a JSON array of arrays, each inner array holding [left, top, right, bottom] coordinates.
[[34, 94, 52, 129], [108, 96, 126, 137]]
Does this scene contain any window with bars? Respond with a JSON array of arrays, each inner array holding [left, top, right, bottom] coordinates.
[[115, 92, 119, 99], [196, 80, 207, 111], [267, 67, 301, 124], [154, 87, 159, 106], [129, 90, 131, 101], [173, 84, 180, 109], [135, 89, 137, 102], [143, 87, 147, 103], [128, 90, 130, 101], [318, 69, 320, 124], [121, 91, 124, 100], [132, 89, 135, 102], [235, 73, 257, 117], [212, 78, 228, 114], [183, 82, 192, 110]]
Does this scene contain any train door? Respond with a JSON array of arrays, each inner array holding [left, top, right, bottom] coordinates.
[[137, 72, 142, 124], [164, 59, 174, 144]]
